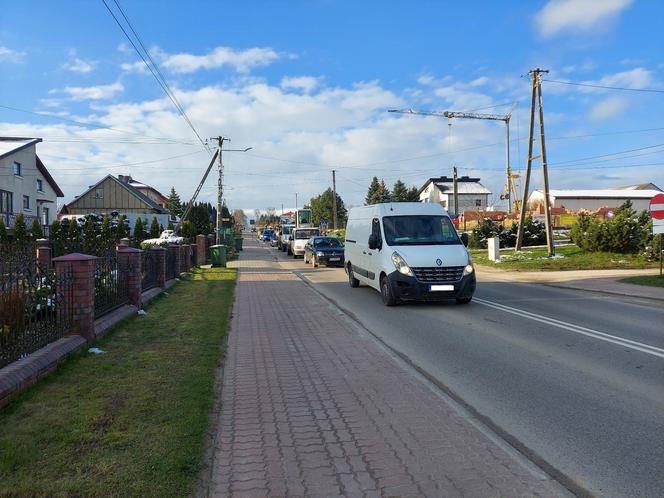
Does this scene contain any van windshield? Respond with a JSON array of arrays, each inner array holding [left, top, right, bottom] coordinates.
[[382, 215, 461, 246]]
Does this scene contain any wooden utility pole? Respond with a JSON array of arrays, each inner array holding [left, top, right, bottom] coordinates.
[[214, 136, 226, 245], [332, 169, 338, 230], [515, 68, 554, 256]]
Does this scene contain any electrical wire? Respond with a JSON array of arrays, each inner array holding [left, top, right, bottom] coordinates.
[[101, 0, 211, 153], [543, 79, 664, 94]]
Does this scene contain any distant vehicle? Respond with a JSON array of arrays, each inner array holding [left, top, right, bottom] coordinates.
[[278, 224, 296, 251], [260, 229, 276, 243], [288, 227, 320, 257], [344, 202, 475, 306], [141, 229, 184, 247], [304, 236, 345, 268], [251, 226, 256, 233]]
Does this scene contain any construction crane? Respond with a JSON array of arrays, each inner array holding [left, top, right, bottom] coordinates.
[[388, 107, 520, 213]]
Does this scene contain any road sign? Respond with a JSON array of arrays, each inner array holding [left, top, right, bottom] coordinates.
[[650, 194, 664, 234]]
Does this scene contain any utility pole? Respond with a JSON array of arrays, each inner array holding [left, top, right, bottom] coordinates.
[[452, 166, 459, 216], [214, 136, 226, 245], [515, 68, 554, 256], [332, 169, 338, 229]]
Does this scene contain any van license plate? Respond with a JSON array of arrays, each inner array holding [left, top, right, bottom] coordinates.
[[430, 285, 454, 291], [329, 257, 340, 261]]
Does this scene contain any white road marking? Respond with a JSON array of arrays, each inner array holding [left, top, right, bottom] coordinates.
[[474, 297, 664, 360]]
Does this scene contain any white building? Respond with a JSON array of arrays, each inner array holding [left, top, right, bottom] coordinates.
[[527, 187, 663, 212], [418, 176, 491, 213], [0, 138, 64, 233]]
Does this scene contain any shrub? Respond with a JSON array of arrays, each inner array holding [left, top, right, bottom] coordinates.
[[468, 218, 499, 249], [12, 213, 27, 242]]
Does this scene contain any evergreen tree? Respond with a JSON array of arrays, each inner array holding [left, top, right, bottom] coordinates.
[[134, 217, 146, 244], [31, 218, 43, 239], [405, 186, 420, 201], [12, 212, 27, 242], [0, 218, 7, 242], [159, 223, 164, 233], [116, 216, 128, 240], [365, 177, 380, 205], [310, 188, 348, 227], [374, 180, 391, 203], [100, 216, 113, 251], [165, 187, 183, 216], [391, 180, 409, 202], [83, 218, 97, 255], [167, 220, 174, 230], [150, 216, 160, 237], [67, 219, 80, 253]]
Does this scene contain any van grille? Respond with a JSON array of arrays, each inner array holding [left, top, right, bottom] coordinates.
[[412, 266, 464, 283]]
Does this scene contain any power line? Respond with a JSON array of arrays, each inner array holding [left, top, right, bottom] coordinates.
[[543, 79, 664, 94], [100, 0, 211, 152]]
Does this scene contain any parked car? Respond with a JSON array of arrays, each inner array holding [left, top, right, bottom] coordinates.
[[141, 229, 184, 247], [303, 237, 345, 267], [288, 227, 321, 257], [344, 202, 475, 306], [260, 229, 276, 243]]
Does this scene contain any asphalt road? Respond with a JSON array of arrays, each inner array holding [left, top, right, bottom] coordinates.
[[265, 240, 664, 498]]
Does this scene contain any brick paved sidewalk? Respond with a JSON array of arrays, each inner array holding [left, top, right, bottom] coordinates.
[[203, 241, 569, 497]]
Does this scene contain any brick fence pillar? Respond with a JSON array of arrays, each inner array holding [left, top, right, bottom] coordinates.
[[180, 245, 188, 273], [53, 253, 97, 341], [117, 246, 142, 308], [196, 235, 206, 265], [191, 243, 198, 267], [118, 237, 131, 249], [168, 244, 181, 278], [36, 238, 51, 270], [151, 247, 166, 288]]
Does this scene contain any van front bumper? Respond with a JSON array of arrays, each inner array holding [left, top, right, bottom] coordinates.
[[387, 270, 476, 301]]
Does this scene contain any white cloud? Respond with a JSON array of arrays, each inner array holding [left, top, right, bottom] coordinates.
[[281, 76, 320, 93], [163, 46, 281, 73], [62, 57, 96, 73], [469, 76, 489, 87], [589, 96, 628, 120], [50, 82, 124, 101], [586, 67, 653, 90], [0, 46, 25, 63], [535, 0, 633, 37]]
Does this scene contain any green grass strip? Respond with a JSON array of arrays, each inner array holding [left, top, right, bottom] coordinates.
[[621, 275, 664, 288], [0, 267, 236, 498]]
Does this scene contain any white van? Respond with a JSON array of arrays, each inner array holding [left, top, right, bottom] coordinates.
[[344, 202, 475, 306], [289, 227, 321, 257]]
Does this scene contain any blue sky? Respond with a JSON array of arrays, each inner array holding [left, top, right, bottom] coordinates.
[[1, 0, 663, 212]]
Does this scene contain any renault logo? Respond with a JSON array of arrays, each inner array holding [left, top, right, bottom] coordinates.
[[435, 258, 442, 266]]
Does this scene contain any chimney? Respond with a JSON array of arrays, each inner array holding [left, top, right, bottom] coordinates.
[[118, 175, 131, 183]]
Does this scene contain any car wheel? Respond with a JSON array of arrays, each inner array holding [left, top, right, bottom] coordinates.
[[312, 256, 318, 268], [380, 275, 397, 306], [348, 265, 359, 288], [456, 296, 472, 304]]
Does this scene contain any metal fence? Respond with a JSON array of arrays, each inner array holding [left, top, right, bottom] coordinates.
[[94, 253, 129, 318], [0, 243, 73, 369], [141, 250, 158, 292], [165, 249, 177, 280]]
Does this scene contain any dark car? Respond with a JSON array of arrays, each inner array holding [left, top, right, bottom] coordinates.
[[303, 236, 345, 268]]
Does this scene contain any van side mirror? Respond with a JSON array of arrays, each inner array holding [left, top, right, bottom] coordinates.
[[368, 234, 380, 250], [460, 232, 469, 247]]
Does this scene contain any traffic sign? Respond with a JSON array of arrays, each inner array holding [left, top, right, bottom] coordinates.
[[650, 193, 664, 234]]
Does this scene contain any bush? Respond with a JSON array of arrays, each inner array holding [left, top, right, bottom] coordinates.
[[571, 201, 652, 254], [469, 216, 545, 249], [468, 219, 499, 249]]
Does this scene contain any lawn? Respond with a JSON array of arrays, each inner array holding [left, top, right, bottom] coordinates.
[[0, 267, 236, 498], [621, 275, 664, 288], [471, 244, 658, 271]]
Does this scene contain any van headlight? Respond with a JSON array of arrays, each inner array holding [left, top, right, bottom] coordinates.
[[391, 251, 414, 277], [463, 264, 474, 276], [316, 251, 324, 257]]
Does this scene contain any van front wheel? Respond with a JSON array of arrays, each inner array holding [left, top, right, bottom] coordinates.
[[456, 296, 472, 304], [380, 276, 397, 306], [348, 265, 359, 288]]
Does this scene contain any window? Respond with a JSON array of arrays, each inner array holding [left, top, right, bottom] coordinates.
[[43, 207, 50, 225], [94, 188, 104, 199], [13, 161, 21, 176], [0, 190, 13, 213], [475, 199, 482, 207], [23, 195, 30, 210], [371, 218, 382, 248], [36, 179, 43, 192]]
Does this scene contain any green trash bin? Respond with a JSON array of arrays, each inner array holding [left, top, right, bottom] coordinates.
[[234, 236, 243, 251], [209, 245, 227, 267]]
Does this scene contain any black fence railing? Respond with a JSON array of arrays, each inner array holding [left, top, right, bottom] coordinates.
[[165, 249, 177, 280], [0, 243, 73, 369], [94, 254, 129, 318], [142, 250, 158, 292]]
